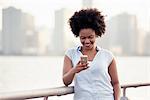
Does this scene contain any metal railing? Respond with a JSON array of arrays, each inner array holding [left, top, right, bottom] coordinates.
[[0, 86, 74, 100], [0, 83, 150, 100], [120, 82, 150, 100]]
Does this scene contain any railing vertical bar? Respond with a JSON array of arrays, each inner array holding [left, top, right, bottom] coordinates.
[[123, 88, 126, 97], [43, 96, 48, 100]]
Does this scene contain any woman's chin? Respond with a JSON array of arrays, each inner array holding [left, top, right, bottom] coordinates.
[[84, 45, 93, 50]]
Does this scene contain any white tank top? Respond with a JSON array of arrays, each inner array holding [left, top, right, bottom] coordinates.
[[65, 46, 114, 100]]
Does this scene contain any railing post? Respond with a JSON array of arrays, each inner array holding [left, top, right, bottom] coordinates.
[[120, 96, 129, 100], [44, 96, 48, 100], [120, 87, 129, 100], [123, 87, 126, 97]]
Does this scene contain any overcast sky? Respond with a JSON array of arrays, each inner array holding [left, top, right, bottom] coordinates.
[[0, 0, 150, 31]]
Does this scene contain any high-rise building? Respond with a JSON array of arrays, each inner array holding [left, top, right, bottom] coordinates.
[[100, 13, 138, 56], [2, 7, 37, 55], [21, 12, 38, 55], [2, 7, 23, 55], [52, 8, 75, 55], [0, 30, 2, 53], [136, 29, 145, 56], [143, 32, 150, 56]]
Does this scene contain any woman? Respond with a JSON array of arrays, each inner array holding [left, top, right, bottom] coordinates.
[[63, 8, 121, 100]]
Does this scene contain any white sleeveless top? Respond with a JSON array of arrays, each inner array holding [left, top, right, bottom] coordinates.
[[65, 46, 114, 100]]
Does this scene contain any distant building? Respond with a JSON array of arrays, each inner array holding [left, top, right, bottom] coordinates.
[[136, 29, 145, 56], [52, 8, 75, 55], [2, 7, 23, 55], [99, 13, 138, 56], [0, 30, 2, 53], [36, 27, 51, 55], [2, 7, 37, 55], [21, 12, 38, 55], [143, 32, 150, 56]]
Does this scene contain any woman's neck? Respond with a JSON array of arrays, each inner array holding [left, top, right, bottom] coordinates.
[[81, 45, 98, 61], [81, 45, 96, 55]]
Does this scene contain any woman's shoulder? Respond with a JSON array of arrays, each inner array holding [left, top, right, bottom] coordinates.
[[99, 47, 114, 57], [99, 47, 114, 64], [97, 46, 111, 53], [65, 46, 80, 55], [101, 48, 112, 54], [65, 46, 80, 60], [66, 46, 79, 52]]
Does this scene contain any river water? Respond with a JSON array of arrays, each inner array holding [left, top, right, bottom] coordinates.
[[0, 56, 150, 100]]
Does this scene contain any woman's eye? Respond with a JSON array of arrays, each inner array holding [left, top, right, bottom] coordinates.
[[89, 36, 93, 39], [81, 37, 85, 40]]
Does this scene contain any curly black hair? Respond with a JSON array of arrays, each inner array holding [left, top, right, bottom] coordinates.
[[69, 8, 106, 37]]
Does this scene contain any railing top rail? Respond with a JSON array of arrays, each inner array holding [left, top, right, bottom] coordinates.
[[0, 82, 150, 100], [120, 82, 150, 97], [121, 82, 150, 88], [0, 86, 74, 100]]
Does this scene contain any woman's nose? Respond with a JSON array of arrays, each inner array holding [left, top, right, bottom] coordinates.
[[85, 38, 90, 43]]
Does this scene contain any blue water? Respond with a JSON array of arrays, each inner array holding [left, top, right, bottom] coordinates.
[[0, 56, 150, 100]]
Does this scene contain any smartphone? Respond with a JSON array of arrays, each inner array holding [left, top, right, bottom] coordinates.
[[80, 55, 88, 64]]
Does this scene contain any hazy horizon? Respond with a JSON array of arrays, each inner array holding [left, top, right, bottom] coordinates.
[[0, 0, 150, 56]]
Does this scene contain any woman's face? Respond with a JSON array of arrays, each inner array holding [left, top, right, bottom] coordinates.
[[79, 28, 96, 50]]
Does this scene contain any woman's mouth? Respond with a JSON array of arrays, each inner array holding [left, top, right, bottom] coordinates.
[[84, 43, 91, 47]]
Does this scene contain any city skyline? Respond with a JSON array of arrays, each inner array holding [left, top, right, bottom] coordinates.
[[0, 6, 149, 56], [0, 0, 150, 56], [2, 7, 38, 55], [0, 0, 150, 31]]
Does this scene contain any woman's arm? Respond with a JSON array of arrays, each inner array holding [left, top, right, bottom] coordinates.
[[63, 55, 89, 86], [108, 58, 121, 100], [63, 55, 75, 86]]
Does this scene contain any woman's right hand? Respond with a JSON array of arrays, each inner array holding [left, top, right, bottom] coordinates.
[[63, 56, 89, 86], [73, 61, 89, 73]]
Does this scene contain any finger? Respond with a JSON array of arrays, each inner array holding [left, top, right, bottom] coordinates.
[[84, 66, 89, 69], [77, 61, 81, 65], [81, 64, 89, 69], [81, 63, 88, 66], [77, 62, 88, 69]]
